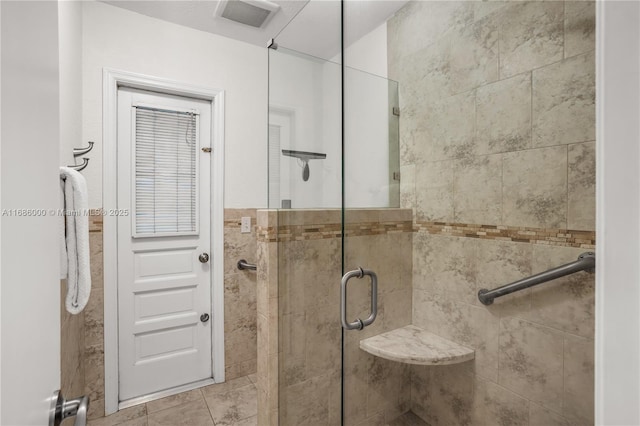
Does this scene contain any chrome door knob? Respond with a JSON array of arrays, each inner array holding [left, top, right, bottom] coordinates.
[[200, 313, 210, 323], [199, 253, 209, 263]]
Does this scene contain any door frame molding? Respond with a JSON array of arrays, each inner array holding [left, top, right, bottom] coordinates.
[[102, 69, 226, 415]]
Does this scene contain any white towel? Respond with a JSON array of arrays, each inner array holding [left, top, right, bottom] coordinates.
[[60, 167, 91, 314], [60, 178, 68, 279]]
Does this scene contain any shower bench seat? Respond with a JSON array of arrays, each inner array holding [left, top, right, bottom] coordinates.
[[359, 325, 475, 365]]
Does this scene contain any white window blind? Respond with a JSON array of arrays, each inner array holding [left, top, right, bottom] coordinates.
[[134, 106, 199, 236]]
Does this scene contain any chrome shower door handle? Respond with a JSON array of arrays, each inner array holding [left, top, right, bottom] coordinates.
[[340, 267, 378, 330]]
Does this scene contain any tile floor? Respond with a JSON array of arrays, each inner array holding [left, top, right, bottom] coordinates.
[[88, 375, 258, 426], [86, 374, 428, 426]]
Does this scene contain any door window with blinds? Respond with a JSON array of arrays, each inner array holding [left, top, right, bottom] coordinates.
[[132, 104, 200, 237]]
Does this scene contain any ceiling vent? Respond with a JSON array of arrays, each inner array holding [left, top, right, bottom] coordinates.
[[214, 0, 280, 28]]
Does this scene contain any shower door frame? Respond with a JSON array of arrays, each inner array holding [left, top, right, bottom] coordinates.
[[102, 69, 227, 415]]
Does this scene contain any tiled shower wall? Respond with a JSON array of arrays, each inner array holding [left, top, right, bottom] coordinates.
[[60, 283, 85, 403], [257, 209, 414, 425], [389, 1, 596, 425], [79, 209, 258, 420]]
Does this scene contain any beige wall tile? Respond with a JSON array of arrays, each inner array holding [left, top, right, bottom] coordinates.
[[413, 291, 499, 382], [416, 364, 475, 426], [398, 100, 421, 167], [390, 1, 595, 424], [472, 377, 529, 426], [395, 16, 497, 102], [84, 288, 103, 348], [399, 164, 416, 212], [529, 402, 572, 426], [476, 239, 533, 316], [446, 16, 499, 96], [224, 208, 258, 221], [342, 356, 368, 424], [474, 1, 509, 22], [565, 1, 596, 58], [387, 1, 473, 62], [499, 1, 564, 78], [421, 91, 477, 161], [476, 73, 532, 155], [453, 154, 503, 225], [526, 245, 595, 338], [568, 141, 596, 231], [87, 398, 105, 421], [304, 307, 341, 380], [85, 344, 105, 402], [89, 232, 104, 289], [366, 357, 411, 420], [410, 365, 431, 422], [413, 234, 478, 304], [503, 146, 568, 228], [280, 374, 331, 425], [415, 160, 454, 222], [563, 334, 594, 424], [225, 359, 258, 381], [532, 51, 596, 147], [61, 307, 85, 398], [498, 317, 564, 412], [379, 289, 412, 332], [279, 238, 341, 315], [224, 227, 258, 276]]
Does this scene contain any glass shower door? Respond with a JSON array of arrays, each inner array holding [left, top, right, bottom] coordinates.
[[268, 44, 345, 424], [268, 2, 404, 423], [341, 68, 408, 425]]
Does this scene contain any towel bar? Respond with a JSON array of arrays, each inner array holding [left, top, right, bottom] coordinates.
[[237, 259, 257, 271]]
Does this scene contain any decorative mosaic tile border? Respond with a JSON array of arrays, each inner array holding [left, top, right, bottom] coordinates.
[[415, 221, 596, 249], [258, 219, 595, 248], [258, 221, 414, 243]]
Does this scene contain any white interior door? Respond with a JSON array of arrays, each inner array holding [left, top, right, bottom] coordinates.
[[1, 2, 62, 424], [117, 88, 213, 401]]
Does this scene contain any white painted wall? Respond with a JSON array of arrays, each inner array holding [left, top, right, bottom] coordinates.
[[596, 1, 640, 424], [1, 1, 61, 424], [59, 1, 83, 167], [82, 1, 267, 208], [344, 22, 388, 79]]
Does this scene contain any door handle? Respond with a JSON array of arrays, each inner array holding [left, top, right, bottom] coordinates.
[[199, 253, 210, 263], [340, 267, 378, 330], [49, 390, 90, 426]]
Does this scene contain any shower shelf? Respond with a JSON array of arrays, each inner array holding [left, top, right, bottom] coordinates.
[[359, 325, 475, 365]]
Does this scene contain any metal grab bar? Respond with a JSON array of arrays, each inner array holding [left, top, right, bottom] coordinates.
[[237, 259, 257, 271], [477, 252, 595, 306]]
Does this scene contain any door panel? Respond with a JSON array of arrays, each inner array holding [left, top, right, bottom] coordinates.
[[117, 88, 212, 401], [0, 2, 62, 424], [341, 44, 402, 426]]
